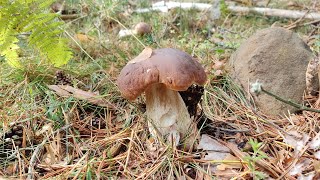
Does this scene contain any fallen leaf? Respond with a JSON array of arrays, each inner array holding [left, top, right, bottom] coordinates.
[[289, 158, 311, 176], [4, 163, 18, 177], [297, 172, 315, 180], [47, 85, 70, 97], [195, 168, 204, 180], [129, 47, 153, 64], [214, 169, 242, 179], [277, 149, 292, 168], [204, 151, 229, 161], [313, 160, 320, 171], [108, 63, 118, 77], [74, 33, 95, 43], [213, 60, 225, 70], [197, 134, 229, 152], [314, 151, 320, 160], [224, 142, 282, 178], [35, 123, 53, 136], [287, 1, 301, 8], [146, 137, 157, 152], [48, 85, 116, 109], [310, 132, 320, 150], [282, 130, 309, 154]]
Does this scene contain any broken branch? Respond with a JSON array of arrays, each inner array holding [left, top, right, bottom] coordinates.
[[135, 1, 320, 20]]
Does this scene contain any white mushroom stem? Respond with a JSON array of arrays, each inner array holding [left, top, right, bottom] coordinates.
[[145, 83, 192, 145], [118, 29, 136, 38]]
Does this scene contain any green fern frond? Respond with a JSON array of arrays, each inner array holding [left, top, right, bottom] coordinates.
[[0, 0, 72, 68], [1, 39, 22, 69], [47, 39, 73, 66]]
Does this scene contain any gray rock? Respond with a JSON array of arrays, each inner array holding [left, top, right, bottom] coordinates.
[[229, 27, 313, 116]]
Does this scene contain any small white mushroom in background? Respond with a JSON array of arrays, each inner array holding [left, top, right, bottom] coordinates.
[[117, 47, 207, 147], [118, 22, 152, 38]]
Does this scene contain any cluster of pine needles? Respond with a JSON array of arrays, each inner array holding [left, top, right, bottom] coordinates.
[[1, 73, 320, 179]]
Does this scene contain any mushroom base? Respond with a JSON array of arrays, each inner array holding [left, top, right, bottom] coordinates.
[[145, 83, 194, 146]]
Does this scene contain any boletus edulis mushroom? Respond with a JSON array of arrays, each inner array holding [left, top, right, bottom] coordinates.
[[117, 47, 207, 146], [118, 22, 151, 38]]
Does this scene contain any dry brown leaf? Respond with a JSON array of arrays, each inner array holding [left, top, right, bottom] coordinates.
[[195, 169, 204, 180], [108, 62, 118, 77], [223, 141, 282, 178], [48, 85, 116, 109], [313, 160, 320, 172], [214, 169, 241, 179], [129, 47, 153, 64], [43, 145, 58, 165], [146, 137, 157, 152], [47, 85, 70, 97], [203, 173, 213, 180], [4, 163, 18, 177], [277, 149, 291, 168], [74, 33, 95, 43], [286, 1, 301, 8], [213, 60, 225, 70], [35, 123, 53, 137], [41, 130, 64, 165]]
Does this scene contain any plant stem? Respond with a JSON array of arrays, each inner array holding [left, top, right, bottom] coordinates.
[[261, 87, 320, 113]]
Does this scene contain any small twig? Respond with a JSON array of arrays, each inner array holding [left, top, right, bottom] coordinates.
[[304, 19, 320, 26], [285, 10, 310, 30], [27, 125, 71, 180], [27, 138, 47, 180]]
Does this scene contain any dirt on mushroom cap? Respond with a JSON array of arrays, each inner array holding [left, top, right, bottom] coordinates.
[[116, 48, 207, 100]]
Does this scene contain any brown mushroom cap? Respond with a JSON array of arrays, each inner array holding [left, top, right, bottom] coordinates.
[[117, 48, 207, 101], [134, 22, 151, 35]]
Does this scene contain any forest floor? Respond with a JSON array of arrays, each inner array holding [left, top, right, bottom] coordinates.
[[1, 0, 320, 179]]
